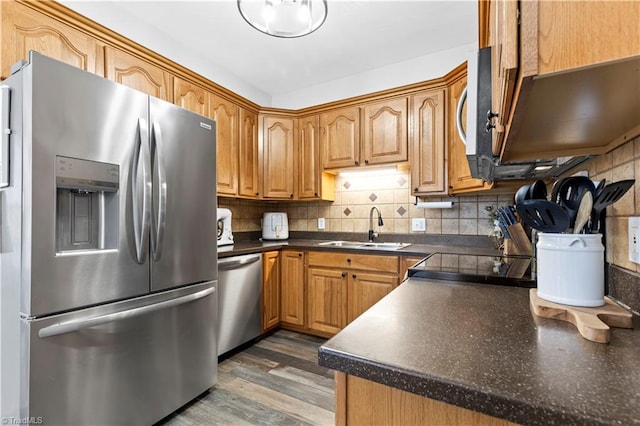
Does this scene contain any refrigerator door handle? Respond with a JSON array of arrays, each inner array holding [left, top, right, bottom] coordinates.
[[38, 286, 216, 338], [0, 85, 11, 188], [132, 117, 152, 264], [151, 121, 167, 261]]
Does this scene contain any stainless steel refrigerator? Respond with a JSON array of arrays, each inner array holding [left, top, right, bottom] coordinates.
[[0, 52, 218, 425]]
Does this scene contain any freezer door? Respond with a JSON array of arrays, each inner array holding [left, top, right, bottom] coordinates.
[[25, 53, 150, 316], [23, 281, 217, 425], [149, 97, 217, 291]]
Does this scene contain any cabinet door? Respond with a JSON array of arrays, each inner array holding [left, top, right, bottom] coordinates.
[[280, 250, 305, 326], [261, 115, 296, 199], [307, 267, 347, 335], [321, 107, 360, 169], [173, 77, 208, 116], [238, 108, 260, 198], [490, 0, 519, 154], [262, 251, 280, 332], [362, 97, 408, 165], [1, 1, 103, 79], [447, 77, 492, 194], [410, 89, 446, 194], [104, 46, 172, 101], [210, 94, 239, 196], [348, 272, 397, 323], [298, 114, 321, 199]]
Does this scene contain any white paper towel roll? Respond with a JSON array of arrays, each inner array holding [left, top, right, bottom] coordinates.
[[414, 201, 454, 209]]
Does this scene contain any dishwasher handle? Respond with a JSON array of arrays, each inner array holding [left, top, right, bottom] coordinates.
[[218, 254, 261, 270]]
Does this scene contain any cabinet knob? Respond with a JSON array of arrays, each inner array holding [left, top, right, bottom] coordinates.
[[414, 187, 418, 192], [486, 121, 496, 132], [341, 272, 347, 278], [354, 160, 359, 166], [346, 258, 351, 263], [298, 253, 302, 257], [290, 194, 294, 198], [255, 192, 259, 196], [352, 274, 356, 279], [364, 159, 369, 164], [314, 192, 318, 196], [487, 110, 499, 120]]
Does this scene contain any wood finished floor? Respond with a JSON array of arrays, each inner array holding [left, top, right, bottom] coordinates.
[[157, 330, 335, 426]]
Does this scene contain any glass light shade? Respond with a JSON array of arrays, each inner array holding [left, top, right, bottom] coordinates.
[[238, 0, 328, 38]]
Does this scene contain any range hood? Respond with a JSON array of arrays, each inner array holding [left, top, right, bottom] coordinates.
[[460, 47, 593, 183]]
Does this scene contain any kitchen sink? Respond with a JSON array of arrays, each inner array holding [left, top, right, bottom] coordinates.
[[316, 241, 411, 250]]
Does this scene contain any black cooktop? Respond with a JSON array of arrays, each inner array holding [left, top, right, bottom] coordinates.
[[408, 253, 536, 288]]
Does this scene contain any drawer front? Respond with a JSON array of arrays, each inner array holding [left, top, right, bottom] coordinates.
[[308, 251, 399, 273]]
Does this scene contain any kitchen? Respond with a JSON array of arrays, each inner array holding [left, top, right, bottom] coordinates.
[[1, 0, 640, 425]]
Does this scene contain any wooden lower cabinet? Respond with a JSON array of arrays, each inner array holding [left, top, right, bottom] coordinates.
[[307, 267, 347, 335], [280, 250, 305, 327], [347, 272, 396, 323], [262, 251, 280, 332], [306, 251, 400, 336], [336, 373, 514, 426]]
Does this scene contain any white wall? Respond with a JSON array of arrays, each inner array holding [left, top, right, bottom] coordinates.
[[272, 43, 476, 109]]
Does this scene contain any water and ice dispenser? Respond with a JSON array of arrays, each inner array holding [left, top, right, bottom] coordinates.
[[55, 156, 119, 253]]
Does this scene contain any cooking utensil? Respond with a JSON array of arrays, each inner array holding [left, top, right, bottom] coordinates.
[[594, 178, 606, 198], [515, 184, 531, 205], [573, 191, 593, 234], [528, 179, 547, 200], [555, 176, 595, 227], [515, 199, 570, 233], [590, 179, 635, 233]]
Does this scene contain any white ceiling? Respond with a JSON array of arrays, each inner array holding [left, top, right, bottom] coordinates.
[[60, 0, 478, 108]]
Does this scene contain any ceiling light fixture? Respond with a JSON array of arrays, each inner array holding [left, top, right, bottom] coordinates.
[[237, 0, 328, 38]]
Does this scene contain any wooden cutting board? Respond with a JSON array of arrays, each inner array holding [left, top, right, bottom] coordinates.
[[530, 289, 633, 343]]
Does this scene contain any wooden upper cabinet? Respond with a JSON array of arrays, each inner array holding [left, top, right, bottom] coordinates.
[[447, 76, 492, 195], [410, 89, 446, 195], [321, 107, 360, 169], [482, 0, 640, 162], [173, 76, 208, 116], [104, 46, 172, 101], [361, 97, 408, 165], [238, 108, 260, 198], [298, 114, 329, 200], [261, 115, 296, 199], [1, 1, 103, 79], [210, 94, 239, 197], [489, 0, 518, 154]]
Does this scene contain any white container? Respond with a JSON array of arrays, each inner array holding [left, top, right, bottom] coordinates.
[[536, 233, 605, 307], [262, 212, 289, 240]]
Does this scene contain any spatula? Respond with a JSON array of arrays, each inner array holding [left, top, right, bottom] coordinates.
[[515, 199, 570, 233], [573, 191, 593, 234], [590, 180, 635, 233]]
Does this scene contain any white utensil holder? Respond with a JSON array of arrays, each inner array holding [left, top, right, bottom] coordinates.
[[536, 233, 605, 307]]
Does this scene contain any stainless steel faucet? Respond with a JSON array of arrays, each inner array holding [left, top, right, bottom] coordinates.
[[368, 207, 384, 242]]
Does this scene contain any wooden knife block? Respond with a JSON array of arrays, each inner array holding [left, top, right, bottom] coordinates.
[[504, 223, 533, 256]]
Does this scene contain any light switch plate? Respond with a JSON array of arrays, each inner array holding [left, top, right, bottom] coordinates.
[[412, 218, 426, 232], [629, 217, 640, 263], [317, 217, 325, 230]]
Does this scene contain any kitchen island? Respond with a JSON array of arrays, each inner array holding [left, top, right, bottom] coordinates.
[[318, 277, 640, 425]]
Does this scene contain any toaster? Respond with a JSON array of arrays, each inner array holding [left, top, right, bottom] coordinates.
[[262, 212, 289, 240]]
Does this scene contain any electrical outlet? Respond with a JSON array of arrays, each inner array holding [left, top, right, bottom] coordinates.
[[629, 217, 640, 264], [411, 218, 426, 232], [317, 217, 326, 230]]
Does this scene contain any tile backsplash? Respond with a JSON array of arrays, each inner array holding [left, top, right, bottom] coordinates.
[[219, 170, 515, 241]]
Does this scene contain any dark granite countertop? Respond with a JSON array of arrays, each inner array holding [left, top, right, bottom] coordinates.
[[318, 278, 640, 425], [217, 238, 500, 259]]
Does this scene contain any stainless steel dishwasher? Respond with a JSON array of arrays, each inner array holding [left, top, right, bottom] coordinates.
[[217, 253, 263, 356]]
